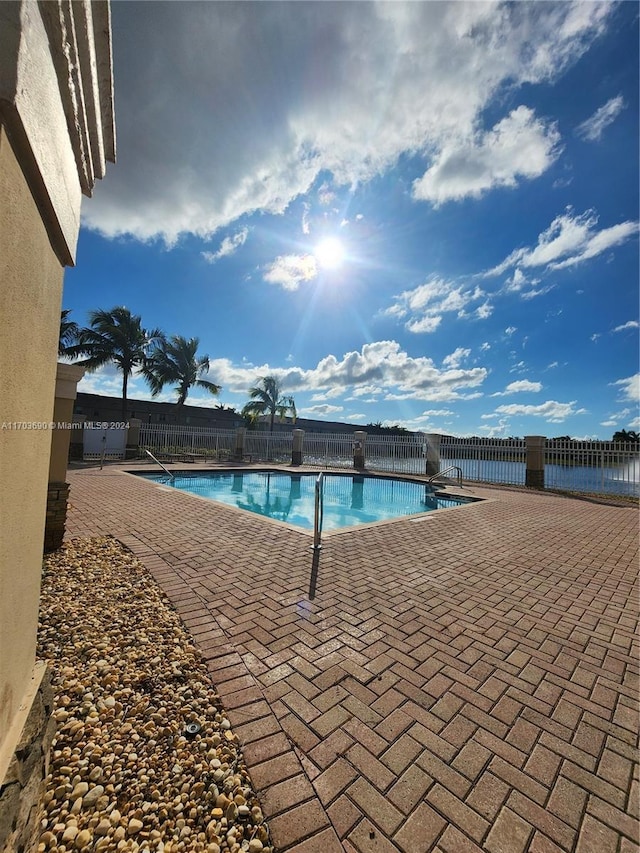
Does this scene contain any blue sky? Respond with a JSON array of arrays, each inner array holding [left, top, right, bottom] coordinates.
[[65, 1, 639, 438]]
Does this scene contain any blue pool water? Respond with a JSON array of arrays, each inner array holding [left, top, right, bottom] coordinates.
[[135, 470, 477, 530]]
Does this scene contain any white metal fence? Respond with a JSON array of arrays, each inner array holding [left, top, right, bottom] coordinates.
[[304, 433, 358, 469], [139, 424, 236, 459], [440, 438, 527, 485], [544, 439, 639, 497], [136, 425, 639, 497], [366, 434, 427, 474], [245, 431, 293, 463], [440, 436, 639, 496]]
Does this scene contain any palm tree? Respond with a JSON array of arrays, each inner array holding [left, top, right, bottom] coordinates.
[[143, 335, 220, 406], [242, 375, 296, 432], [58, 309, 80, 356], [613, 429, 640, 443], [75, 307, 162, 420]]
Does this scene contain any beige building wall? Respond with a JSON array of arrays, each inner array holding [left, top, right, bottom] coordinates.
[[0, 2, 115, 847], [0, 122, 64, 759]]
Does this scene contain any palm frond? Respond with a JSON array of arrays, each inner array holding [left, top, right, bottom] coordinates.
[[59, 310, 81, 356], [143, 334, 220, 406], [242, 375, 296, 429]]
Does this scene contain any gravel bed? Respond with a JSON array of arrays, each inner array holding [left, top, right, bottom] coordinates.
[[37, 537, 272, 853]]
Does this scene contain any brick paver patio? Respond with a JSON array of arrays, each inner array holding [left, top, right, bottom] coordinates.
[[64, 464, 639, 852]]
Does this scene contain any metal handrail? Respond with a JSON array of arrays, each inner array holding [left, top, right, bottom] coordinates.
[[312, 472, 325, 550], [428, 465, 463, 487], [144, 449, 175, 480]]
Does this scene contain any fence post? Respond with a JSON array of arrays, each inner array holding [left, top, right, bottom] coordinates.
[[292, 429, 305, 466], [425, 433, 442, 477], [126, 418, 141, 459], [353, 431, 366, 470], [525, 435, 545, 489], [234, 427, 246, 462]]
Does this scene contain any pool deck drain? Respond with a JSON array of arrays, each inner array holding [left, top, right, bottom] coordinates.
[[65, 462, 639, 853]]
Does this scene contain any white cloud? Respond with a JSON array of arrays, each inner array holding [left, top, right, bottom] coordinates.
[[521, 285, 553, 300], [505, 326, 517, 336], [487, 208, 639, 275], [310, 388, 343, 401], [406, 316, 443, 334], [386, 277, 487, 335], [576, 95, 625, 141], [207, 340, 488, 402], [600, 409, 640, 431], [442, 348, 471, 369], [81, 2, 613, 243], [612, 374, 640, 403], [317, 182, 336, 206], [612, 320, 639, 333], [552, 222, 639, 270], [478, 417, 512, 438], [346, 413, 366, 421], [492, 380, 543, 396], [201, 227, 249, 263], [474, 302, 494, 320], [492, 400, 587, 422], [301, 204, 310, 235], [300, 404, 344, 417], [504, 268, 527, 292], [77, 364, 127, 398], [385, 390, 483, 403], [347, 384, 382, 399], [421, 409, 456, 417], [412, 106, 561, 206], [77, 364, 176, 403], [263, 254, 318, 290], [502, 268, 551, 301]]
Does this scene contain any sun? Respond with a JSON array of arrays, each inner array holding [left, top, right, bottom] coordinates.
[[314, 237, 345, 269]]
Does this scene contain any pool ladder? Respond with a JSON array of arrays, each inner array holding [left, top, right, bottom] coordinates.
[[428, 465, 463, 488], [312, 472, 325, 550]]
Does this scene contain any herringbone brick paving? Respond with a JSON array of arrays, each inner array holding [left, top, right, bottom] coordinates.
[[64, 464, 639, 852]]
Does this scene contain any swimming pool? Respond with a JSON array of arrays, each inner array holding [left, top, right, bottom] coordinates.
[[135, 470, 477, 531]]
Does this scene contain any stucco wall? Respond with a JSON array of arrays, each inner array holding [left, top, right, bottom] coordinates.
[[0, 122, 64, 756], [0, 3, 115, 846], [0, 2, 115, 266]]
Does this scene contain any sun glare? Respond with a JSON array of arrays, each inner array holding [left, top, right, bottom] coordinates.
[[314, 237, 345, 269]]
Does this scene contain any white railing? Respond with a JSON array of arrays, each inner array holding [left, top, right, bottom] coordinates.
[[303, 433, 355, 469], [245, 431, 293, 463], [139, 423, 236, 459], [544, 439, 639, 497], [143, 449, 175, 479], [440, 437, 527, 485], [135, 425, 638, 497], [439, 436, 639, 497], [365, 433, 427, 474]]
